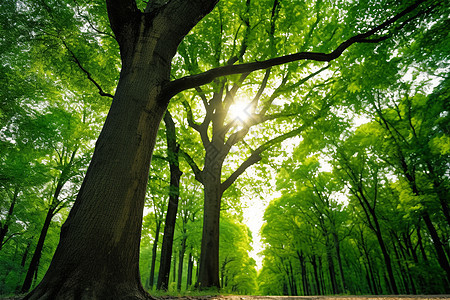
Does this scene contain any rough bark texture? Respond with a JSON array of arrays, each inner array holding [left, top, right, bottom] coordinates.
[[24, 1, 219, 299]]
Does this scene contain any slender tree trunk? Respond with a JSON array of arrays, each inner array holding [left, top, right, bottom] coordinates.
[[360, 231, 378, 294], [148, 221, 161, 290], [177, 235, 187, 290], [186, 252, 193, 289], [297, 250, 309, 295], [172, 251, 177, 283], [0, 188, 18, 251], [157, 111, 182, 291], [311, 255, 321, 295], [332, 232, 346, 293], [392, 240, 409, 294], [416, 225, 428, 262], [288, 259, 297, 296], [422, 212, 450, 286], [372, 215, 398, 294], [318, 256, 326, 295], [21, 207, 55, 293], [21, 240, 32, 268]]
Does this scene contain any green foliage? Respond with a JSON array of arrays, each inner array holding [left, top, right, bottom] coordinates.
[[1, 0, 448, 296]]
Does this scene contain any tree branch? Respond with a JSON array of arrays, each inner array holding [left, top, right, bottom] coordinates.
[[62, 41, 114, 98], [222, 121, 313, 192], [164, 0, 427, 98], [181, 98, 202, 132], [179, 149, 204, 184]]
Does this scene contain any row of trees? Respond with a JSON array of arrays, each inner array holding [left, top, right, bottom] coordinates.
[[259, 78, 449, 295], [1, 0, 448, 298]]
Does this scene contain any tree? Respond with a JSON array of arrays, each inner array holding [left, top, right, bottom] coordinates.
[[156, 111, 183, 291], [15, 0, 440, 297]]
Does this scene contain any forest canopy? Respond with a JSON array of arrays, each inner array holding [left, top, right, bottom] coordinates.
[[0, 0, 448, 298]]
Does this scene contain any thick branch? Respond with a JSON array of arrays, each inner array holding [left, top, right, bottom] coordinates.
[[165, 0, 427, 97]]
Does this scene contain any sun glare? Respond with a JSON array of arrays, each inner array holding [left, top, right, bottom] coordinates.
[[229, 101, 251, 123]]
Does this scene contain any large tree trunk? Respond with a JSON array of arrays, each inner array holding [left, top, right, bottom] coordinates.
[[25, 60, 168, 299], [23, 1, 219, 298], [197, 147, 223, 289], [24, 28, 174, 298]]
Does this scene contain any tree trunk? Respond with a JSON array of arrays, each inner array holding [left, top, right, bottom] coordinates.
[[416, 225, 428, 262], [391, 239, 409, 293], [21, 240, 32, 268], [24, 53, 170, 300], [422, 211, 450, 286], [23, 1, 219, 297], [371, 214, 398, 294], [332, 232, 346, 293], [326, 245, 339, 294], [147, 221, 161, 290], [197, 146, 223, 289], [157, 111, 182, 291], [21, 207, 55, 293], [177, 236, 186, 291], [310, 255, 321, 295], [297, 250, 309, 295], [0, 188, 18, 251], [186, 252, 193, 289], [288, 259, 297, 296], [172, 251, 177, 283]]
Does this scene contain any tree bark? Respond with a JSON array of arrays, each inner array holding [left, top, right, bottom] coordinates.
[[196, 153, 223, 289], [147, 220, 161, 290], [21, 207, 55, 293], [332, 232, 346, 293], [310, 255, 321, 295], [186, 252, 193, 289], [0, 188, 18, 251], [24, 1, 219, 298], [157, 111, 182, 291], [177, 235, 187, 290], [422, 211, 450, 287]]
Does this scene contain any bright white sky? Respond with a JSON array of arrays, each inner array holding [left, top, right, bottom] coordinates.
[[242, 190, 280, 270]]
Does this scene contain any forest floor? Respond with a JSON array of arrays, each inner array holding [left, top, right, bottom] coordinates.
[[166, 295, 450, 300], [221, 296, 450, 300], [156, 295, 450, 300], [1, 295, 449, 300]]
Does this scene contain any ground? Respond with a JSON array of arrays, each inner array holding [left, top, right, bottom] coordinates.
[[1, 295, 449, 300]]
